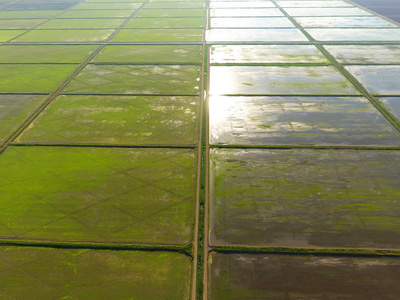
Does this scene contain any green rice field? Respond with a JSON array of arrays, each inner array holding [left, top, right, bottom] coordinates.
[[1, 0, 400, 298]]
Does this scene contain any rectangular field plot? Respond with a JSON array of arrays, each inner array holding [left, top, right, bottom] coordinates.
[[144, 2, 204, 8], [380, 97, 400, 121], [210, 149, 400, 248], [0, 11, 63, 18], [0, 247, 191, 299], [0, 147, 197, 245], [307, 28, 400, 42], [136, 9, 204, 17], [0, 64, 77, 93], [12, 29, 115, 43], [111, 28, 203, 42], [94, 45, 202, 64], [206, 28, 308, 42], [2, 2, 78, 11], [210, 17, 295, 28], [125, 17, 204, 28], [75, 2, 141, 10], [210, 2, 276, 8], [210, 45, 328, 64], [86, 0, 142, 2], [276, 1, 353, 7], [324, 45, 400, 64], [209, 96, 400, 146], [0, 95, 46, 142], [59, 10, 132, 18], [282, 7, 372, 16], [209, 253, 400, 300], [0, 29, 25, 42], [37, 18, 126, 29], [0, 19, 45, 29], [0, 45, 97, 63], [295, 16, 397, 28], [17, 95, 200, 146], [209, 66, 359, 95], [306, 28, 400, 41], [210, 8, 284, 17], [63, 65, 201, 95], [345, 66, 400, 95]]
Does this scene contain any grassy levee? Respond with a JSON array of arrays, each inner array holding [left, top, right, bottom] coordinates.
[[196, 4, 208, 298], [0, 239, 193, 256], [211, 144, 400, 150], [213, 245, 400, 258], [196, 66, 208, 300]]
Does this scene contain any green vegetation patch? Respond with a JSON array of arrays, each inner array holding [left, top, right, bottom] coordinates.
[[209, 66, 360, 95], [0, 95, 46, 142], [0, 247, 191, 299], [13, 29, 115, 43], [17, 95, 200, 146], [209, 253, 400, 300], [0, 29, 25, 42], [112, 28, 203, 42], [59, 9, 132, 18], [125, 17, 204, 28], [210, 148, 400, 248], [63, 64, 201, 95], [136, 8, 204, 18], [0, 19, 46, 29], [38, 18, 125, 29], [209, 96, 400, 146], [0, 64, 77, 93], [0, 45, 97, 63], [0, 11, 62, 18], [75, 2, 141, 10], [94, 45, 202, 64], [0, 146, 197, 244]]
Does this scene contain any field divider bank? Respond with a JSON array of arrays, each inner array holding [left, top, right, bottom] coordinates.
[[212, 245, 400, 257], [0, 239, 192, 256], [194, 2, 209, 299]]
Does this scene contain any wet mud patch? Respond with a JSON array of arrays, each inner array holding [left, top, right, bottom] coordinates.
[[209, 96, 400, 146], [210, 148, 400, 248], [209, 253, 400, 300]]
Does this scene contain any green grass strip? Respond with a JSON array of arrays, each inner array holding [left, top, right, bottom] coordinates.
[[195, 5, 209, 299], [213, 245, 400, 257], [11, 142, 196, 149]]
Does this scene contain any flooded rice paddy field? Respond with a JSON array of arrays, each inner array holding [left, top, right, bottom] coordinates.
[[0, 0, 400, 298]]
